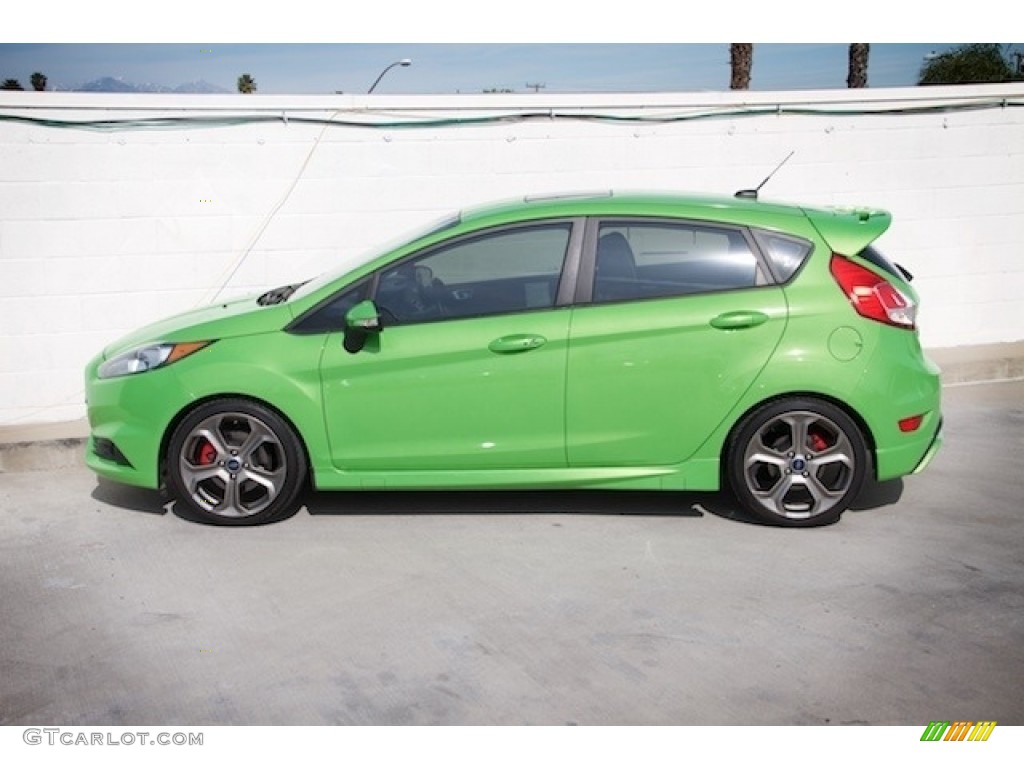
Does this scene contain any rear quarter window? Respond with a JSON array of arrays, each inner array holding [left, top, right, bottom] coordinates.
[[751, 230, 812, 283]]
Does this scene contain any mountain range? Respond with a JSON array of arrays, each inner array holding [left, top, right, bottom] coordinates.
[[73, 77, 230, 94]]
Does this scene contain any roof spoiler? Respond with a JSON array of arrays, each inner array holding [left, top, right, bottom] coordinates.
[[804, 207, 893, 256]]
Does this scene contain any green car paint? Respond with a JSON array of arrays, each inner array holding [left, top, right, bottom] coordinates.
[[564, 287, 788, 467], [84, 192, 942, 526], [322, 309, 572, 471]]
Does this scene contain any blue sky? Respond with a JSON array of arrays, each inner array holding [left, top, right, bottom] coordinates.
[[0, 43, 998, 94], [2, 1, 1016, 94]]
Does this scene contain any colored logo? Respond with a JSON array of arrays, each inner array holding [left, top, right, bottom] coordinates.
[[920, 721, 996, 741]]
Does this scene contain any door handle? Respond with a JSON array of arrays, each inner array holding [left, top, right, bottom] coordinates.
[[488, 334, 547, 354], [710, 310, 770, 330]]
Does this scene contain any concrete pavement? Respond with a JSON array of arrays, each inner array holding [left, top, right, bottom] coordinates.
[[0, 379, 1021, 725]]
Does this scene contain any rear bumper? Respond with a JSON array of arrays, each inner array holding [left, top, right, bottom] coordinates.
[[855, 330, 943, 482], [911, 417, 943, 474], [874, 410, 943, 481]]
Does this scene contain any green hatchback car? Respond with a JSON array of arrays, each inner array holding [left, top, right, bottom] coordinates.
[[85, 192, 942, 527]]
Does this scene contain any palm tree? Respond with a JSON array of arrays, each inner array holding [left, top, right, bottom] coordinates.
[[730, 44, 753, 90], [1, 78, 25, 90], [237, 73, 257, 94], [30, 72, 47, 91], [847, 44, 870, 88]]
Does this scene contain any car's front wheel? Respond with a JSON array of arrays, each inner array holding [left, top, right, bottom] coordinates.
[[166, 399, 307, 525], [727, 398, 868, 526]]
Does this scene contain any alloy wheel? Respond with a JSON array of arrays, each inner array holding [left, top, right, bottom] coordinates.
[[177, 411, 288, 518], [741, 409, 858, 521]]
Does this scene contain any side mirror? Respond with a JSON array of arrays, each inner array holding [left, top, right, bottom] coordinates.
[[343, 300, 382, 353]]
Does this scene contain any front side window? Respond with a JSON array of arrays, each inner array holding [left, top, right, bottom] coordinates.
[[592, 221, 766, 303], [375, 223, 572, 324]]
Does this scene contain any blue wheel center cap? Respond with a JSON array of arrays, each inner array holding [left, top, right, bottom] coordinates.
[[791, 456, 807, 472], [226, 458, 242, 472]]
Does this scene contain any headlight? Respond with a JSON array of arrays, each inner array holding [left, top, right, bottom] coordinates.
[[97, 341, 212, 379]]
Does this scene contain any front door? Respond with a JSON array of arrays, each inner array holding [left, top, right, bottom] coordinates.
[[320, 221, 579, 472]]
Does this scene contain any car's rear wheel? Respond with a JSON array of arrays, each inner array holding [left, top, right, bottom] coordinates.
[[727, 398, 868, 527], [166, 399, 307, 525]]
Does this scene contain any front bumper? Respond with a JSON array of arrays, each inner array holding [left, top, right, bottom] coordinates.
[[84, 356, 190, 490]]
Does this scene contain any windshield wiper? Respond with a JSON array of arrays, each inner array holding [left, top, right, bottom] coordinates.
[[257, 282, 307, 306]]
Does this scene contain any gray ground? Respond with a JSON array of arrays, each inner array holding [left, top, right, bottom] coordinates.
[[1, 381, 1022, 726]]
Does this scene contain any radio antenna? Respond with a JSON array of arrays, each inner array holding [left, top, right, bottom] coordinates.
[[734, 151, 795, 200]]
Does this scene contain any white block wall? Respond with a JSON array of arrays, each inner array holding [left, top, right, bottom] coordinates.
[[2, 84, 1023, 424]]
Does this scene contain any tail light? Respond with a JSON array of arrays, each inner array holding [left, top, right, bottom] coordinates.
[[829, 254, 916, 330]]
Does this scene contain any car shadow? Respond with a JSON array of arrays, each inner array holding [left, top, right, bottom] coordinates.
[[90, 478, 168, 516], [850, 477, 905, 511], [304, 489, 716, 520], [89, 477, 905, 527], [303, 478, 904, 526]]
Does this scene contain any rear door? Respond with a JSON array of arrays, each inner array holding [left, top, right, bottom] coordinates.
[[566, 217, 788, 466]]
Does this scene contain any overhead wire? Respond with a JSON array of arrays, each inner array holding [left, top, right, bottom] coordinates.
[[0, 97, 1022, 133]]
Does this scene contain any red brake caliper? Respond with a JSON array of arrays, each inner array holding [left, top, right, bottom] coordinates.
[[194, 438, 217, 466], [809, 431, 829, 453]]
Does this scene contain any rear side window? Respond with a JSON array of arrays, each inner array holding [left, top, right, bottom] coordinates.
[[752, 230, 812, 283], [591, 221, 766, 303]]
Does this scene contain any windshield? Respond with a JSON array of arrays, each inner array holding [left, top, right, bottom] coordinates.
[[288, 212, 461, 303]]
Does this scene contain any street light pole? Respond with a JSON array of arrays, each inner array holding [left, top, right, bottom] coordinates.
[[368, 59, 412, 93]]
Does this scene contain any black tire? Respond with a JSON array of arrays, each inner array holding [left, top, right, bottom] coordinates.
[[166, 398, 307, 526], [726, 398, 868, 527]]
